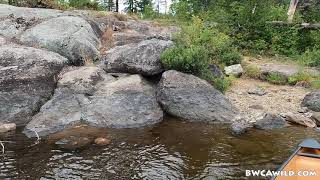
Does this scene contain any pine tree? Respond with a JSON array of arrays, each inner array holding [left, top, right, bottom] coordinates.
[[105, 0, 115, 11]]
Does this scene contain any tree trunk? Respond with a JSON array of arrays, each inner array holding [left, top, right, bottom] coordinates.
[[288, 0, 299, 23], [115, 0, 119, 12]]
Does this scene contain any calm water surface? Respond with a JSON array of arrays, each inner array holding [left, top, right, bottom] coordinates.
[[0, 118, 319, 179]]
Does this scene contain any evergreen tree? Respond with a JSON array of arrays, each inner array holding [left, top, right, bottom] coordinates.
[[104, 0, 115, 11]]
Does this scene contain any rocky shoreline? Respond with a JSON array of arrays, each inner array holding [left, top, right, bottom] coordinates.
[[0, 4, 319, 143]]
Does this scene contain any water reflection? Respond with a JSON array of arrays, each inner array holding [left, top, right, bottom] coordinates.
[[0, 118, 319, 179]]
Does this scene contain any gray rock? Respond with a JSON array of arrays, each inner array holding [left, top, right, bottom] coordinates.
[[285, 112, 316, 128], [23, 90, 89, 137], [0, 45, 68, 125], [248, 87, 267, 96], [24, 74, 163, 137], [57, 66, 113, 95], [102, 39, 173, 76], [254, 113, 288, 130], [311, 112, 320, 126], [157, 70, 239, 123], [84, 75, 163, 128], [0, 4, 63, 20], [224, 64, 243, 77], [20, 16, 101, 65], [0, 4, 63, 38], [209, 64, 224, 78], [260, 64, 299, 79], [302, 90, 320, 112], [230, 120, 252, 135], [112, 32, 148, 46]]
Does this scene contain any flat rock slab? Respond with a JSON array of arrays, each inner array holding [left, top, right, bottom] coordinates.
[[285, 113, 316, 128], [20, 16, 101, 65], [24, 71, 163, 137], [157, 70, 239, 123], [0, 44, 68, 125], [102, 39, 173, 76], [260, 63, 299, 78]]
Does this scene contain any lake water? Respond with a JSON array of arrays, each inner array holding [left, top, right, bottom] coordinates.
[[0, 117, 319, 179]]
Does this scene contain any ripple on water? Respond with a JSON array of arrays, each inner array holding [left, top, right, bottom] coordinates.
[[0, 118, 319, 179]]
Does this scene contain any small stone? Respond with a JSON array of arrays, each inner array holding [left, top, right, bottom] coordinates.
[[297, 107, 309, 113], [224, 64, 243, 77], [285, 113, 316, 128], [0, 123, 16, 133], [248, 105, 264, 110], [248, 87, 267, 96], [94, 137, 111, 146], [230, 121, 252, 136]]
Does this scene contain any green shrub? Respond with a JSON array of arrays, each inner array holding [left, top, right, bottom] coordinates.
[[311, 80, 320, 89], [266, 73, 287, 85], [288, 72, 312, 85], [299, 49, 320, 67], [160, 45, 209, 76], [212, 77, 233, 93], [218, 49, 242, 66], [244, 65, 261, 79]]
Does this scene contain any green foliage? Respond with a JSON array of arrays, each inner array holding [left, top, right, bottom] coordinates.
[[311, 80, 320, 89], [266, 73, 287, 85], [212, 77, 234, 93], [68, 0, 102, 10], [288, 72, 313, 85], [161, 45, 209, 76], [299, 49, 320, 67], [244, 65, 261, 79], [169, 0, 320, 63]]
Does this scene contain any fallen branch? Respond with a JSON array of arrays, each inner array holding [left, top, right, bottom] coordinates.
[[267, 21, 320, 30], [0, 141, 4, 154]]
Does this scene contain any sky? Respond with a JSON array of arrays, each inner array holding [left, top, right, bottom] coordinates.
[[117, 0, 172, 14]]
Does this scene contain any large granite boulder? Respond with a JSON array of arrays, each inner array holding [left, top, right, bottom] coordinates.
[[0, 45, 68, 125], [20, 16, 101, 65], [24, 69, 163, 137], [157, 70, 239, 123], [83, 75, 163, 128], [0, 4, 63, 38], [302, 90, 320, 112], [102, 39, 173, 76]]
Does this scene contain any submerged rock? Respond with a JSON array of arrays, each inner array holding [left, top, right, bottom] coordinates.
[[55, 136, 92, 150], [0, 45, 68, 125], [254, 113, 288, 130], [20, 16, 101, 65], [224, 64, 243, 77], [285, 112, 316, 128], [94, 137, 111, 146], [102, 39, 173, 76], [230, 120, 252, 135], [302, 90, 320, 112], [0, 123, 16, 133], [157, 70, 238, 123]]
